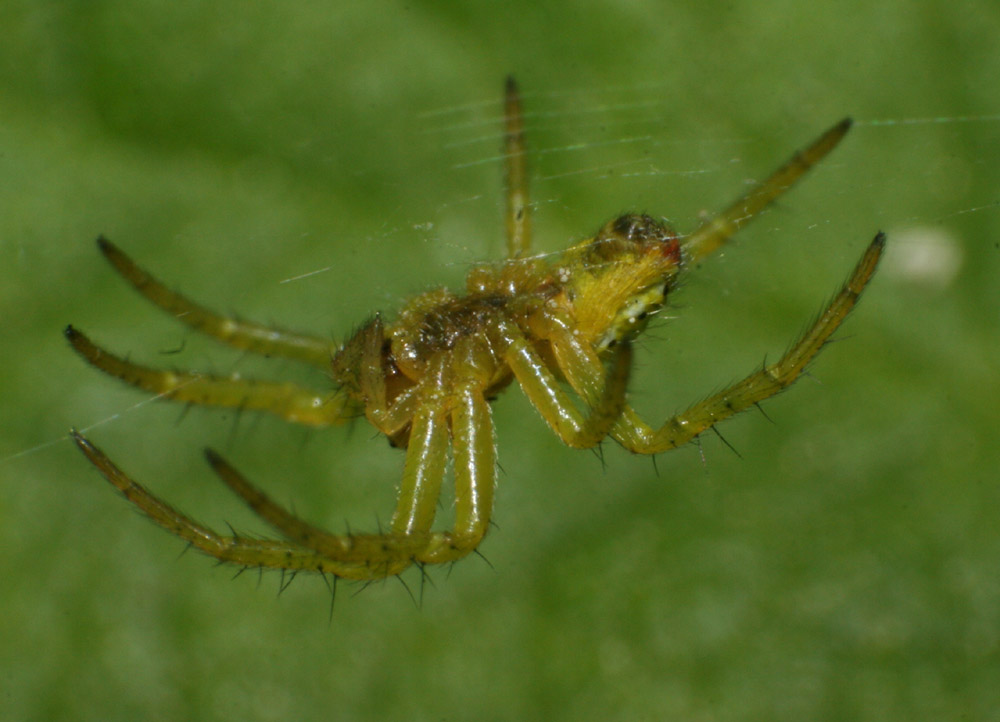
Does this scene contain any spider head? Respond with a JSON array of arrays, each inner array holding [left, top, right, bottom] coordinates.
[[558, 213, 682, 353]]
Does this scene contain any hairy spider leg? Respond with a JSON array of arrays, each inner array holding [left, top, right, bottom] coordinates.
[[64, 325, 354, 427], [354, 314, 419, 436], [383, 339, 498, 564], [96, 236, 336, 369], [203, 357, 454, 578], [223, 338, 497, 569], [503, 76, 532, 258], [67, 239, 363, 425], [548, 233, 884, 453], [436, 365, 497, 562], [496, 317, 633, 449], [74, 336, 500, 578], [204, 448, 418, 577], [71, 430, 384, 578], [390, 355, 450, 538], [682, 118, 852, 264]]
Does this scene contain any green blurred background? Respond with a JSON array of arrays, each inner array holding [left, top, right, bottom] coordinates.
[[2, 2, 998, 720]]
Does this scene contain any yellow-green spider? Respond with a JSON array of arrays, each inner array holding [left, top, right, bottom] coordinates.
[[68, 78, 883, 583]]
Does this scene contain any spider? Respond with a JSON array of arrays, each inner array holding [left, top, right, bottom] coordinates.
[[68, 77, 884, 583]]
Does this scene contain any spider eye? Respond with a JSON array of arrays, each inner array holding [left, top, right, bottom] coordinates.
[[607, 214, 675, 246], [580, 214, 678, 269]]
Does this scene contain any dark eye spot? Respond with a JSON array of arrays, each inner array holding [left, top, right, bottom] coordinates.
[[611, 215, 638, 236]]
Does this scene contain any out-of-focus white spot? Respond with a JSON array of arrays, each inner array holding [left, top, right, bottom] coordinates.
[[883, 226, 964, 290]]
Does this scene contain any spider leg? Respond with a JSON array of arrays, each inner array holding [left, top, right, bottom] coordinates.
[[355, 314, 418, 437], [65, 325, 356, 426], [682, 118, 852, 264], [71, 431, 378, 577], [204, 450, 425, 579], [214, 355, 455, 570], [96, 237, 335, 369], [622, 233, 883, 452], [550, 234, 884, 453], [73, 357, 456, 580], [208, 347, 497, 571], [420, 338, 497, 563], [435, 383, 496, 561], [496, 318, 632, 448], [503, 76, 531, 258]]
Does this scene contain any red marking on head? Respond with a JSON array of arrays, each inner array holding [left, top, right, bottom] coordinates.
[[659, 236, 681, 265]]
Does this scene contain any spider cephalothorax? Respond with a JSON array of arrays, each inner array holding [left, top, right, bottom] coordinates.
[[557, 212, 682, 352], [68, 77, 883, 584]]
